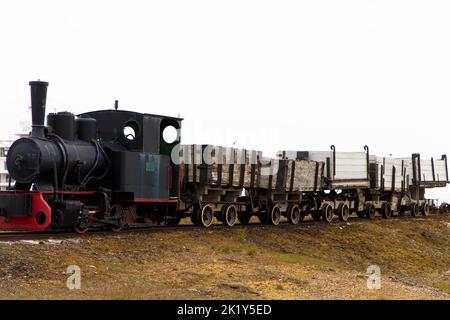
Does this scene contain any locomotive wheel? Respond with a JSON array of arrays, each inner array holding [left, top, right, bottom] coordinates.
[[108, 204, 125, 232], [198, 204, 214, 228], [267, 205, 282, 226], [365, 204, 376, 220], [238, 213, 251, 225], [337, 203, 350, 222], [410, 203, 419, 217], [73, 225, 89, 234], [322, 204, 334, 223], [381, 203, 392, 219], [287, 204, 301, 225], [420, 203, 430, 216], [74, 210, 90, 234], [223, 205, 237, 227]]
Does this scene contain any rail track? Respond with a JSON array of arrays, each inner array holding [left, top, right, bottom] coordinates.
[[0, 211, 447, 242]]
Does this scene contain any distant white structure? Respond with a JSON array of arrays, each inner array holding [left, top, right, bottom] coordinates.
[[0, 140, 12, 190], [0, 119, 30, 190], [16, 117, 31, 138]]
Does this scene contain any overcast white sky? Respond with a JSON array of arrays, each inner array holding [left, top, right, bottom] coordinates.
[[1, 0, 449, 201]]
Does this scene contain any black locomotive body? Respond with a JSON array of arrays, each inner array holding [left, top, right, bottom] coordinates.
[[0, 81, 182, 232]]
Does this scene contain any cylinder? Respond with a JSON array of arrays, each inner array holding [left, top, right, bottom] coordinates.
[[29, 81, 48, 138], [49, 112, 75, 140], [76, 117, 97, 141]]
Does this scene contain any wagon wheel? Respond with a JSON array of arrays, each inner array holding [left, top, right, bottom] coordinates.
[[267, 205, 282, 226], [108, 204, 125, 232], [223, 205, 238, 227], [410, 203, 419, 217], [420, 203, 430, 216], [337, 203, 350, 222], [197, 204, 214, 228], [287, 204, 301, 225], [439, 202, 450, 214], [322, 204, 334, 223], [381, 203, 392, 219], [365, 203, 376, 220]]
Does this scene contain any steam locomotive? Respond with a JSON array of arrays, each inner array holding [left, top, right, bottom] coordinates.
[[0, 81, 181, 232], [0, 81, 448, 233]]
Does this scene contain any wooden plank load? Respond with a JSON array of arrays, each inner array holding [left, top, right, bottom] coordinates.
[[231, 148, 261, 188], [278, 150, 369, 189], [179, 145, 261, 188], [369, 156, 406, 192], [179, 144, 202, 184], [259, 157, 323, 192], [286, 158, 323, 192], [258, 157, 282, 190], [179, 145, 324, 192], [209, 146, 234, 186]]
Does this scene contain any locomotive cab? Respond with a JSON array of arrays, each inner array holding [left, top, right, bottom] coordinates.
[[80, 109, 182, 201]]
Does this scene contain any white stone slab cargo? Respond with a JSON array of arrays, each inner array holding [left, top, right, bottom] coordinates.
[[278, 149, 369, 189], [370, 156, 406, 192]]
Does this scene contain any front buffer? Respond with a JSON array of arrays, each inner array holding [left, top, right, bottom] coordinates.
[[0, 191, 52, 232]]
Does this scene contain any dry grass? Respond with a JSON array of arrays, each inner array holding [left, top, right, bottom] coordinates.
[[0, 214, 449, 300]]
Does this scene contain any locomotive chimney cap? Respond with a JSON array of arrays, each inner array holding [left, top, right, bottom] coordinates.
[[29, 80, 49, 86]]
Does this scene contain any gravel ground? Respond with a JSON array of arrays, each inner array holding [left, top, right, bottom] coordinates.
[[0, 214, 449, 300]]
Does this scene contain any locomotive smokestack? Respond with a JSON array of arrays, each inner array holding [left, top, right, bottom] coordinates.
[[29, 80, 48, 138]]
